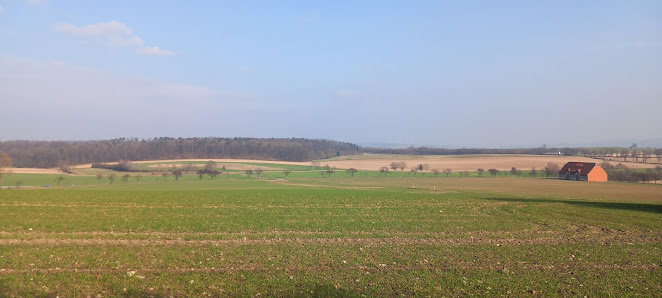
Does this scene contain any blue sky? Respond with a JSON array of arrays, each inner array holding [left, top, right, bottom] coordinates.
[[1, 1, 661, 147]]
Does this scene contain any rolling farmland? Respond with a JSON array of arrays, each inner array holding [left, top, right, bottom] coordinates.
[[0, 159, 661, 296]]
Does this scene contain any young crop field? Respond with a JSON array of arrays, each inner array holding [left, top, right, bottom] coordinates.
[[0, 169, 661, 296]]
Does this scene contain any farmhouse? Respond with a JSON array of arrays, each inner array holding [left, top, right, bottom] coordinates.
[[558, 162, 608, 182]]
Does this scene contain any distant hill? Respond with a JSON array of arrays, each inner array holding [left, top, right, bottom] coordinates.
[[0, 137, 659, 168]]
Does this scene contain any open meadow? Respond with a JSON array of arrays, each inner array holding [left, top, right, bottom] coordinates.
[[0, 158, 661, 296]]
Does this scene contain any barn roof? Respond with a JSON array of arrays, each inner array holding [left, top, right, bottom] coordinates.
[[559, 162, 596, 176]]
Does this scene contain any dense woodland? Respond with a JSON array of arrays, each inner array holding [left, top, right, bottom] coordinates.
[[0, 137, 660, 168], [0, 138, 360, 168]]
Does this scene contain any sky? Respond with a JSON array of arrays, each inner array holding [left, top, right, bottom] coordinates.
[[0, 1, 661, 148]]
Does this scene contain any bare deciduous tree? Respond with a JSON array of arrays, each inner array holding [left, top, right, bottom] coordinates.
[[443, 169, 452, 177], [197, 170, 205, 180], [121, 174, 130, 183], [172, 169, 183, 181], [544, 162, 560, 178], [346, 168, 358, 177], [184, 163, 195, 173], [488, 168, 499, 177], [136, 175, 142, 184], [96, 174, 103, 184], [477, 168, 485, 176], [380, 166, 389, 176], [432, 169, 440, 176], [204, 160, 217, 172], [284, 170, 292, 179], [529, 167, 537, 178], [0, 152, 12, 187], [325, 165, 336, 177], [59, 163, 73, 174], [391, 161, 407, 171], [107, 174, 116, 184], [422, 164, 430, 172], [208, 170, 220, 180]]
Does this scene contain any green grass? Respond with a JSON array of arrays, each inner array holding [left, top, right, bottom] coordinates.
[[0, 174, 660, 296]]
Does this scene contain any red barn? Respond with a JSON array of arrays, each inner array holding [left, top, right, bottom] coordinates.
[[559, 162, 608, 182]]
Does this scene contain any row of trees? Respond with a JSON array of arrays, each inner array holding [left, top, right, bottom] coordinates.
[[96, 173, 145, 184], [601, 162, 662, 183], [380, 162, 562, 179], [608, 168, 662, 183], [585, 147, 662, 164]]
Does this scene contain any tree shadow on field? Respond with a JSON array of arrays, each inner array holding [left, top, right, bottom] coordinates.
[[483, 197, 662, 214]]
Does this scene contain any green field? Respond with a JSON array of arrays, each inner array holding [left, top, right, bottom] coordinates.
[[1, 169, 661, 296]]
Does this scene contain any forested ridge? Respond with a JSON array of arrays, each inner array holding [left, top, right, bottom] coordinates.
[[0, 137, 360, 168]]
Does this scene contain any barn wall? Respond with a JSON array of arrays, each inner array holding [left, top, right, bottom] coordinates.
[[587, 166, 608, 182]]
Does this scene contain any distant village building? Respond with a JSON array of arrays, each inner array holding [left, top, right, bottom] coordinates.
[[542, 151, 563, 155], [558, 162, 608, 182]]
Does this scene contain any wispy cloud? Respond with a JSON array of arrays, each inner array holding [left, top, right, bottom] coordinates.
[[53, 21, 175, 56], [0, 4, 5, 14], [0, 57, 256, 140], [136, 46, 175, 56]]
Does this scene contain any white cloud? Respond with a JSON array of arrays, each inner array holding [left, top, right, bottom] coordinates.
[[0, 4, 4, 14], [0, 57, 255, 140], [54, 21, 132, 37], [136, 46, 175, 56], [53, 21, 175, 56]]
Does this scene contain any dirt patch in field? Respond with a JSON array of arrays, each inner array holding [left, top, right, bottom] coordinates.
[[319, 155, 658, 171], [68, 155, 659, 172], [145, 163, 283, 171], [72, 159, 309, 170], [4, 167, 62, 174]]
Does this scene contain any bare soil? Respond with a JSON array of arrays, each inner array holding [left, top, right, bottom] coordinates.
[[34, 154, 661, 174], [320, 154, 658, 171], [145, 163, 283, 171], [4, 167, 62, 174]]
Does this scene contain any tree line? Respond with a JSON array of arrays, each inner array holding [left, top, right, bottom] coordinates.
[[601, 161, 662, 183], [0, 137, 360, 168], [1, 138, 660, 169], [367, 145, 662, 165], [378, 161, 562, 179]]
